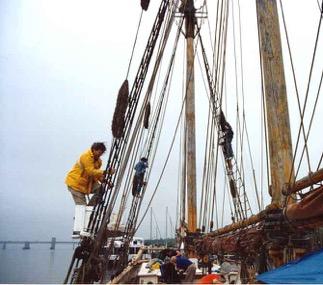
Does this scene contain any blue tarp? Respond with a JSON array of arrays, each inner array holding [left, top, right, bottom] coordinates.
[[256, 248, 323, 284]]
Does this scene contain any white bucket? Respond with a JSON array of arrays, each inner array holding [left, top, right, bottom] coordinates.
[[73, 205, 85, 232], [73, 205, 94, 233]]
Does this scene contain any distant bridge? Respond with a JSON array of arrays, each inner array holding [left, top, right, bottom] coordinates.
[[0, 237, 79, 250]]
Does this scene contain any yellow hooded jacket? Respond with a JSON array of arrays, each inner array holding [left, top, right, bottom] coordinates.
[[65, 149, 104, 194]]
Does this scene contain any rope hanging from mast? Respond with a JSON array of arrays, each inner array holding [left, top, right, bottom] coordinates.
[[112, 80, 129, 138], [141, 0, 151, 11]]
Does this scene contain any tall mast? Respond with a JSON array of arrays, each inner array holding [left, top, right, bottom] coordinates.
[[182, 0, 197, 234], [256, 0, 295, 207]]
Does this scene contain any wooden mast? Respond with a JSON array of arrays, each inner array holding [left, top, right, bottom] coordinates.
[[183, 0, 197, 235], [177, 0, 198, 257], [256, 0, 296, 267], [256, 0, 295, 208]]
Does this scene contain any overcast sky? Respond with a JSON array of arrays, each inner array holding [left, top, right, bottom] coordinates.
[[0, 0, 185, 242], [0, 0, 322, 243]]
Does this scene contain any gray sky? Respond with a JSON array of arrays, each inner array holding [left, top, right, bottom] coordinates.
[[0, 0, 182, 241], [1, 0, 322, 242]]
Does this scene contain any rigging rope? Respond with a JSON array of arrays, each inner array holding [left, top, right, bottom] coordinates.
[[126, 10, 144, 79], [136, 15, 185, 232], [277, 0, 323, 207]]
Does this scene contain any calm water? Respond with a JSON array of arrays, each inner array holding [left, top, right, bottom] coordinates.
[[0, 243, 76, 284]]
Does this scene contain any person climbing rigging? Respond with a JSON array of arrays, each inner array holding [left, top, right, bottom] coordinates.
[[65, 142, 116, 237], [222, 122, 234, 160], [65, 142, 115, 206], [219, 111, 234, 161], [132, 157, 148, 197]]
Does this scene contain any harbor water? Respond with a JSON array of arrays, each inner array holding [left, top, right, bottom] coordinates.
[[0, 243, 76, 284]]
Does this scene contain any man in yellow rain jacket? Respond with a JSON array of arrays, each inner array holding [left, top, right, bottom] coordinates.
[[65, 142, 115, 206]]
